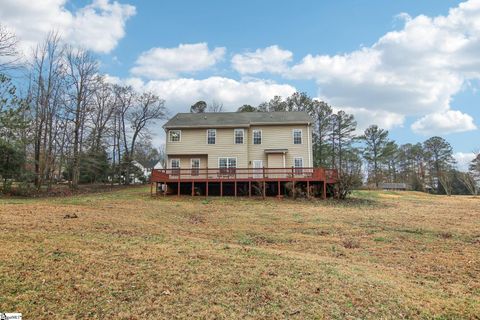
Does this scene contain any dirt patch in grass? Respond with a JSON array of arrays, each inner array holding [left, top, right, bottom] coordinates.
[[0, 188, 479, 318]]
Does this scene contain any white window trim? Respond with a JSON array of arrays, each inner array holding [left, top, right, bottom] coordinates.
[[234, 128, 244, 144], [168, 130, 181, 142], [206, 128, 216, 145], [293, 157, 304, 168], [170, 158, 180, 168], [190, 158, 200, 167], [292, 129, 303, 145], [218, 157, 237, 168], [191, 158, 200, 176], [252, 129, 262, 145]]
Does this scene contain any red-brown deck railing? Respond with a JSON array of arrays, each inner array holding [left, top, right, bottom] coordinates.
[[151, 167, 338, 183]]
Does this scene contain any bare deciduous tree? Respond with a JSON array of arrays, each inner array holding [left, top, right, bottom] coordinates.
[[0, 24, 19, 71], [208, 100, 224, 112], [65, 46, 99, 188], [458, 172, 478, 196]]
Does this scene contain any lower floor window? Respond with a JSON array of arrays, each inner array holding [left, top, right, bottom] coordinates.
[[171, 159, 180, 175], [294, 157, 303, 174], [191, 158, 200, 176], [219, 157, 236, 175]]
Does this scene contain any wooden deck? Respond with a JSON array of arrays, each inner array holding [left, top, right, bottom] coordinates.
[[151, 167, 338, 198]]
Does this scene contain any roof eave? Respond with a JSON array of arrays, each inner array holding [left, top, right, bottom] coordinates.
[[164, 121, 311, 129]]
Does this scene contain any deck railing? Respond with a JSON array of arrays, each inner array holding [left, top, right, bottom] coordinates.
[[151, 167, 338, 182]]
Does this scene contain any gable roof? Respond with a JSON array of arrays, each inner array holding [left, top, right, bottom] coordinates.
[[135, 159, 160, 169], [163, 111, 313, 129]]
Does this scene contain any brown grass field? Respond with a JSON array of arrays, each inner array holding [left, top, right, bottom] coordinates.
[[0, 187, 479, 319]]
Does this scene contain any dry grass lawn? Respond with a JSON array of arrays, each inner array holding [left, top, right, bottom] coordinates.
[[0, 188, 479, 319]]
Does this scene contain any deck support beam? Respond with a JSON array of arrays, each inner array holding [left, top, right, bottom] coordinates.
[[150, 167, 338, 199], [206, 167, 209, 197]]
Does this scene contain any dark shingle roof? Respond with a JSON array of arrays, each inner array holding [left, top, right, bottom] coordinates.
[[137, 159, 159, 169], [163, 111, 312, 129]]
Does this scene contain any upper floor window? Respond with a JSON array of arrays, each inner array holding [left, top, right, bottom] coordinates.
[[169, 130, 181, 142], [234, 129, 244, 144], [293, 129, 302, 144], [253, 129, 262, 145], [207, 129, 216, 144]]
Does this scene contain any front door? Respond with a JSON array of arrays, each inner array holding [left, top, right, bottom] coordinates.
[[252, 160, 263, 178]]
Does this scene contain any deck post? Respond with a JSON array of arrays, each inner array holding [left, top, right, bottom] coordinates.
[[263, 181, 266, 199], [292, 180, 296, 198], [150, 181, 153, 196], [177, 171, 180, 196], [234, 169, 237, 197], [248, 181, 251, 197], [220, 181, 223, 197], [206, 167, 209, 197], [277, 180, 281, 197], [323, 181, 327, 199], [307, 180, 310, 198], [191, 181, 195, 196], [163, 182, 166, 197]]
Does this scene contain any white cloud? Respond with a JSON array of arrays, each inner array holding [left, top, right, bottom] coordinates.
[[106, 75, 296, 147], [232, 45, 293, 74], [287, 0, 480, 133], [131, 43, 226, 79], [411, 110, 477, 135], [454, 152, 476, 171], [0, 0, 135, 54], [106, 75, 296, 114], [340, 107, 405, 132]]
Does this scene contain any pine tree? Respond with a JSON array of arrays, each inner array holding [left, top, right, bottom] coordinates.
[[361, 125, 391, 187]]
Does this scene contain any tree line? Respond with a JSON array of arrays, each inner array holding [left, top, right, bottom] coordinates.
[[194, 93, 480, 197], [1, 26, 479, 197], [0, 30, 166, 194]]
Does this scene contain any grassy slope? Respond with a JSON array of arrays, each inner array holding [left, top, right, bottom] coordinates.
[[0, 188, 479, 319]]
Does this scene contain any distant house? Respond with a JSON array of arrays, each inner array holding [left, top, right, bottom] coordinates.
[[150, 111, 339, 198], [378, 182, 410, 191], [132, 160, 164, 183]]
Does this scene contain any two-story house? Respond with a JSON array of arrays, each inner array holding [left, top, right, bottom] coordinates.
[[163, 111, 313, 172], [151, 111, 337, 198]]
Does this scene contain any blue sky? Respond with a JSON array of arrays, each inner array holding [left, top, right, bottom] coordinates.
[[1, 0, 479, 167]]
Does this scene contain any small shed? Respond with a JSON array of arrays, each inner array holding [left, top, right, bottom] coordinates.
[[378, 182, 410, 191]]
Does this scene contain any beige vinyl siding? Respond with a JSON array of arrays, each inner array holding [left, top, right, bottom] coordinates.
[[247, 125, 311, 168], [166, 128, 248, 168], [167, 155, 208, 170], [267, 154, 284, 168], [165, 124, 312, 169]]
